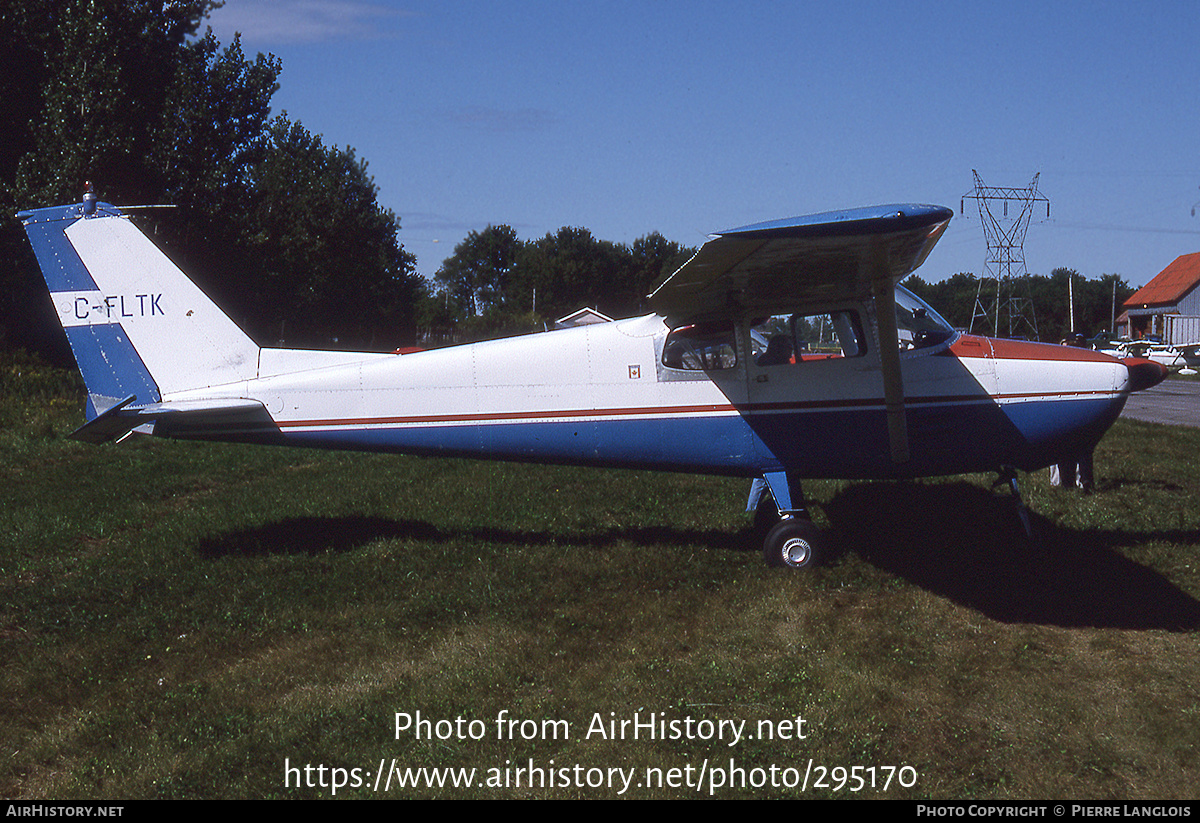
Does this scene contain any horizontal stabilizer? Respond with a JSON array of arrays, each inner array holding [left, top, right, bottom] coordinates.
[[70, 395, 141, 444], [70, 398, 276, 444]]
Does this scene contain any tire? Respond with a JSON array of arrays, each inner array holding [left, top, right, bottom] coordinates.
[[763, 517, 822, 569]]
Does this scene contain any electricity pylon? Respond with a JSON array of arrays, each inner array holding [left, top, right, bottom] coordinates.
[[961, 170, 1049, 340]]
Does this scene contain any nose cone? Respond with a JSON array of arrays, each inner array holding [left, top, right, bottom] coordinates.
[[1124, 357, 1168, 393]]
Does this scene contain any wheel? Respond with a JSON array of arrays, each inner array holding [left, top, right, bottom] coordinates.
[[763, 517, 822, 569]]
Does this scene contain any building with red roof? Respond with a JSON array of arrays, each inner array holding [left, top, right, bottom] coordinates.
[[1122, 252, 1200, 343]]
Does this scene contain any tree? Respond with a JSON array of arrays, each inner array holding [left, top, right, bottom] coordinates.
[[626, 232, 694, 314], [903, 272, 980, 330], [425, 224, 697, 337], [516, 227, 640, 323], [156, 30, 281, 238], [1, 0, 223, 356], [3, 1, 426, 355], [1037, 268, 1133, 342], [6, 0, 222, 209], [244, 116, 423, 348], [905, 270, 1136, 342], [434, 225, 523, 321]]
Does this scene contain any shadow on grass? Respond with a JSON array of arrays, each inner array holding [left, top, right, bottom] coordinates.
[[822, 481, 1200, 631], [195, 514, 746, 559], [196, 516, 442, 557], [194, 486, 1200, 631]]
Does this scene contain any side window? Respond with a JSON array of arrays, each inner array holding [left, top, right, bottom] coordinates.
[[662, 323, 737, 370], [750, 312, 865, 365]]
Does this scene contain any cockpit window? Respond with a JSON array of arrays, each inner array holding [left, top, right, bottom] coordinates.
[[895, 285, 955, 350], [750, 311, 865, 365], [665, 289, 952, 372], [662, 322, 737, 370]]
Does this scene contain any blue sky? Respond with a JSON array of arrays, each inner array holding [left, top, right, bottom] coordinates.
[[206, 1, 1200, 287]]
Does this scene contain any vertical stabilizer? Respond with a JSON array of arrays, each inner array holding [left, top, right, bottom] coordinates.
[[19, 201, 260, 419]]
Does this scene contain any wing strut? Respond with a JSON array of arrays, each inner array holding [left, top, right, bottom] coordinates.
[[871, 275, 910, 464]]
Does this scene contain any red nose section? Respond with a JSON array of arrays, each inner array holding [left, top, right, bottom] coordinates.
[[1124, 357, 1168, 392]]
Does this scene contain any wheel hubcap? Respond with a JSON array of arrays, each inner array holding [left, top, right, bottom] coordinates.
[[781, 536, 811, 567]]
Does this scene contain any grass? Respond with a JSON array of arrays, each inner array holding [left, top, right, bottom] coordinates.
[[1, 358, 1198, 799]]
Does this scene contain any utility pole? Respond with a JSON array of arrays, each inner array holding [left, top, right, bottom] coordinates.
[[1111, 278, 1117, 335], [961, 171, 1050, 340], [1068, 269, 1075, 335]]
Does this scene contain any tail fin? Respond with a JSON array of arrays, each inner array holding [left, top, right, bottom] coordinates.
[[18, 200, 260, 420]]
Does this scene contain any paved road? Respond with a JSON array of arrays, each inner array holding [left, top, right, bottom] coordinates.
[[1120, 379, 1199, 427]]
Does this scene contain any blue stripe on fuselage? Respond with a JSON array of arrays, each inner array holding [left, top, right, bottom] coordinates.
[[269, 394, 1125, 479]]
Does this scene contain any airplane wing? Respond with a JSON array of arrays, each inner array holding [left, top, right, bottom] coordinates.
[[649, 204, 953, 325], [649, 204, 953, 466]]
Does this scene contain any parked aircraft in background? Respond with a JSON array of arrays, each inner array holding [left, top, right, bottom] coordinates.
[[19, 193, 1167, 568], [1117, 340, 1200, 375]]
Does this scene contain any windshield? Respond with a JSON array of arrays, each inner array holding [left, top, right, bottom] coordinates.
[[895, 285, 955, 350]]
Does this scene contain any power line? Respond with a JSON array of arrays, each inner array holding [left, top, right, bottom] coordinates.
[[1045, 220, 1200, 236]]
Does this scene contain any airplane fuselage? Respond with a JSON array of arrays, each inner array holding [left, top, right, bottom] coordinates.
[[161, 310, 1133, 481]]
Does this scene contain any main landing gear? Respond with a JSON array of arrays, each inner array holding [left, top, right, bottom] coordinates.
[[763, 516, 823, 569], [749, 467, 1037, 568], [749, 471, 826, 569]]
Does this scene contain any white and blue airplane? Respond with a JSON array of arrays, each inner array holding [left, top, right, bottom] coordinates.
[[18, 192, 1167, 568]]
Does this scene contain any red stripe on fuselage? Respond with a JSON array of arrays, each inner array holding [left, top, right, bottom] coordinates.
[[277, 391, 1119, 431], [278, 403, 739, 430], [951, 334, 1115, 363]]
